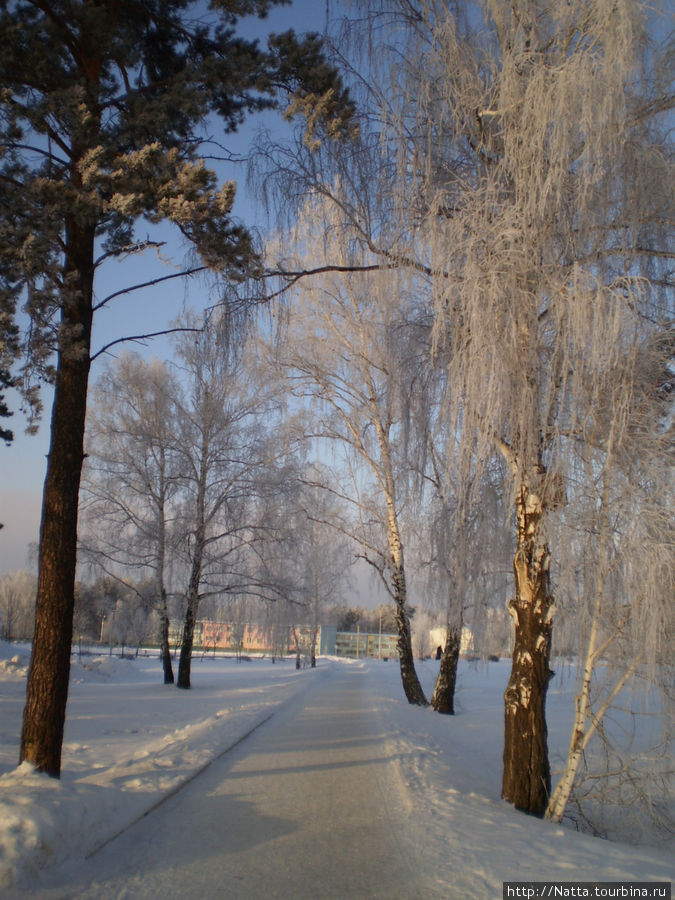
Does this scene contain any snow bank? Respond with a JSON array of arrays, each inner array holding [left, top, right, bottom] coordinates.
[[0, 653, 29, 679], [0, 644, 671, 895], [366, 657, 673, 896], [0, 647, 320, 888]]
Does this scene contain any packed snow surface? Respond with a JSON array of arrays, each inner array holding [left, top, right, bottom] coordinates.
[[0, 642, 671, 898]]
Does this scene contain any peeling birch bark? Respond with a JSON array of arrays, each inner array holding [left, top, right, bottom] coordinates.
[[390, 558, 428, 706], [431, 623, 460, 714], [501, 482, 554, 816], [379, 423, 427, 706]]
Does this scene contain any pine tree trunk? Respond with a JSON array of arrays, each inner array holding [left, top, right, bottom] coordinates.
[[501, 484, 554, 816], [432, 625, 460, 714], [20, 225, 95, 777]]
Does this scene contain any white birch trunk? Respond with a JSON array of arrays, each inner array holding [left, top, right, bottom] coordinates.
[[378, 425, 427, 706], [546, 613, 598, 823]]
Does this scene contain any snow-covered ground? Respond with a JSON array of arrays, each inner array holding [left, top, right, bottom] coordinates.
[[0, 641, 672, 896]]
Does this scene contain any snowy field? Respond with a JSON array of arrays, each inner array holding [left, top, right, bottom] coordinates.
[[0, 641, 672, 896]]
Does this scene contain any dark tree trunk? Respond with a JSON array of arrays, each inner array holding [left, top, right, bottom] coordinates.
[[291, 625, 301, 669], [177, 586, 198, 689], [392, 564, 427, 707], [177, 429, 208, 689], [156, 488, 173, 684], [501, 484, 554, 816], [20, 225, 95, 777], [177, 543, 203, 688], [432, 625, 460, 714], [310, 625, 318, 668], [159, 589, 173, 684]]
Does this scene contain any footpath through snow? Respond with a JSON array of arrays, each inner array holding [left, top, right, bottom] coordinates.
[[7, 661, 429, 899], [0, 646, 319, 889], [0, 643, 672, 898]]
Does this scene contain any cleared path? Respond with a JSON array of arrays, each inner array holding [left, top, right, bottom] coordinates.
[[21, 665, 433, 899]]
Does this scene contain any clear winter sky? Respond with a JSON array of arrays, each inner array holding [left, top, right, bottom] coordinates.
[[0, 0, 342, 574]]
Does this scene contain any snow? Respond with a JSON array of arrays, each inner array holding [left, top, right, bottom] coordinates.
[[0, 641, 671, 896]]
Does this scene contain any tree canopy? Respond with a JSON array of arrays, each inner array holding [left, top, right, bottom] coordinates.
[[0, 0, 355, 419]]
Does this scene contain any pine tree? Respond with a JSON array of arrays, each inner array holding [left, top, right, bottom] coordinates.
[[0, 0, 354, 777]]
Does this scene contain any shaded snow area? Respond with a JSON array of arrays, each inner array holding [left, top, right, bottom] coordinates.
[[0, 645, 314, 891], [0, 642, 672, 898], [374, 662, 672, 898]]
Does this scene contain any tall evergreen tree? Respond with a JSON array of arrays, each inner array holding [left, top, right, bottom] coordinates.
[[0, 0, 354, 776]]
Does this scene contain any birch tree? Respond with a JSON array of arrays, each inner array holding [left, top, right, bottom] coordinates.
[[253, 0, 671, 819], [271, 207, 428, 705], [413, 451, 511, 712], [382, 0, 674, 815], [544, 330, 673, 833], [389, 324, 465, 711], [172, 312, 285, 688], [81, 354, 181, 683]]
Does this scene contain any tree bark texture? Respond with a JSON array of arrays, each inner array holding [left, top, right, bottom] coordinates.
[[431, 625, 460, 714], [177, 565, 200, 689], [20, 226, 95, 777], [310, 624, 319, 668], [545, 663, 591, 823], [156, 474, 174, 684], [501, 484, 554, 816], [177, 432, 208, 689], [369, 406, 426, 704], [391, 562, 428, 706], [380, 455, 427, 706], [159, 589, 174, 685]]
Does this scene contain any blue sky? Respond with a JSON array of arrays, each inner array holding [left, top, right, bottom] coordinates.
[[0, 0, 343, 573]]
